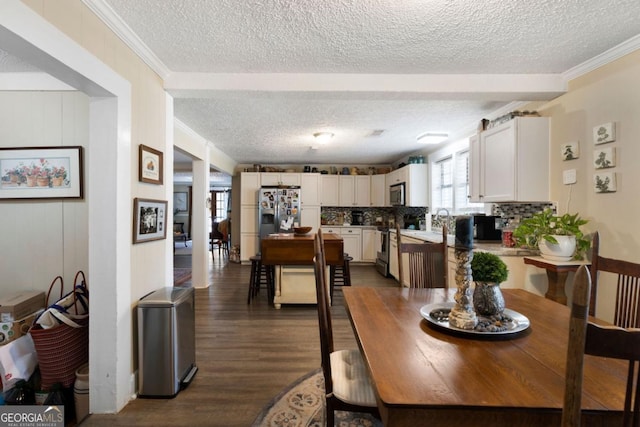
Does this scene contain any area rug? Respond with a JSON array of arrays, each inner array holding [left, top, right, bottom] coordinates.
[[251, 369, 382, 427], [173, 268, 192, 285]]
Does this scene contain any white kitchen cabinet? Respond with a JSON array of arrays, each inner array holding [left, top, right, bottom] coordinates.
[[260, 172, 301, 186], [355, 175, 371, 206], [447, 247, 456, 288], [474, 117, 549, 202], [240, 172, 261, 205], [341, 227, 362, 262], [469, 134, 482, 203], [321, 226, 363, 262], [301, 205, 321, 233], [385, 164, 428, 207], [240, 173, 261, 261], [389, 231, 398, 280], [240, 232, 259, 262], [338, 176, 355, 206], [300, 173, 321, 205], [338, 175, 371, 206], [370, 174, 387, 206], [320, 175, 339, 206], [362, 229, 377, 262]]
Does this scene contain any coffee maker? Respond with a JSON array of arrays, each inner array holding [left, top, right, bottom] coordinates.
[[352, 210, 364, 225]]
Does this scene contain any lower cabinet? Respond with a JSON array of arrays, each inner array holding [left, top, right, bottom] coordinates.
[[390, 231, 399, 280], [447, 248, 456, 288], [240, 232, 259, 262], [322, 226, 370, 262], [361, 229, 376, 262]]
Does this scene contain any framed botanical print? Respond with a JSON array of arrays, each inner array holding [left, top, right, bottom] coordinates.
[[0, 146, 83, 199], [138, 144, 163, 185]]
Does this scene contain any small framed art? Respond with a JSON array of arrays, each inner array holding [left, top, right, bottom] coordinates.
[[0, 146, 83, 199], [139, 144, 163, 185], [593, 122, 616, 145], [594, 172, 616, 193], [561, 141, 579, 161], [593, 147, 616, 169], [133, 197, 168, 243]]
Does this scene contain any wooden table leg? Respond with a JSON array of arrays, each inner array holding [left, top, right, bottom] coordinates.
[[544, 270, 568, 305]]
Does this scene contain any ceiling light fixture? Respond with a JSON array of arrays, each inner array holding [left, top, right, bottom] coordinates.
[[417, 132, 448, 145], [313, 132, 334, 144]]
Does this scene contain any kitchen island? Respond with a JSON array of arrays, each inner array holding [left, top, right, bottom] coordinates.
[[261, 232, 344, 308]]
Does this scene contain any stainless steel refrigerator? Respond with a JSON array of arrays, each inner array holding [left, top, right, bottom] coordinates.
[[258, 185, 302, 240]]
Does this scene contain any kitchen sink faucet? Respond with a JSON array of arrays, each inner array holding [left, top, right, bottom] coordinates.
[[434, 208, 451, 231]]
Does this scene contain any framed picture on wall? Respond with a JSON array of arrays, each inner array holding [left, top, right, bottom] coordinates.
[[174, 192, 188, 212], [138, 144, 163, 185], [133, 197, 168, 243], [0, 146, 83, 200]]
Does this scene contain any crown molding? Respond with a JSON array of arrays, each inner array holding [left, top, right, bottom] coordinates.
[[562, 33, 640, 82], [82, 0, 171, 80]]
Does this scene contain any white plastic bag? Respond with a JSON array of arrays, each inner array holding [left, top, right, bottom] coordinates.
[[0, 334, 38, 391]]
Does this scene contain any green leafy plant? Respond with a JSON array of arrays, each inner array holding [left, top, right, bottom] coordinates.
[[471, 252, 509, 283], [512, 208, 589, 260]]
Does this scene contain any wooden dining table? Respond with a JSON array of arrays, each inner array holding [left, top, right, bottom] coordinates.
[[342, 287, 626, 427]]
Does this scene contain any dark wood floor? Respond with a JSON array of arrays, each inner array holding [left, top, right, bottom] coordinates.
[[84, 254, 398, 426]]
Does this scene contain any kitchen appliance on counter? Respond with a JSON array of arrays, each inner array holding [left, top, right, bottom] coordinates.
[[258, 186, 302, 241], [352, 210, 364, 225], [473, 215, 503, 241], [375, 228, 390, 277]]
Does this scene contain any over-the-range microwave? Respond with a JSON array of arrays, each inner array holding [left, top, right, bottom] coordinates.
[[389, 183, 405, 206]]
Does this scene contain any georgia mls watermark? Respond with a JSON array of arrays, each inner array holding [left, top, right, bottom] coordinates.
[[0, 406, 64, 427]]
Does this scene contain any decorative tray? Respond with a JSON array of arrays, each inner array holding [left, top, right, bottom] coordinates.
[[419, 303, 531, 340]]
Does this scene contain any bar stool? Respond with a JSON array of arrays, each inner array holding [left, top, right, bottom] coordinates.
[[330, 254, 353, 300], [248, 255, 272, 304]]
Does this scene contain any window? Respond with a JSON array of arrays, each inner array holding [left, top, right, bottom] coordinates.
[[430, 139, 484, 215], [214, 191, 227, 219]]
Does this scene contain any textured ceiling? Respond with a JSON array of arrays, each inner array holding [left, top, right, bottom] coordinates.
[[4, 0, 640, 170]]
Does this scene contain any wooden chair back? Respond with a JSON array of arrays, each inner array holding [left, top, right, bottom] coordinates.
[[563, 265, 640, 427], [396, 223, 448, 288], [590, 232, 640, 326], [313, 229, 334, 393]]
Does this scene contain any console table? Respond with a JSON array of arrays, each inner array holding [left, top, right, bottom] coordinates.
[[523, 256, 590, 305]]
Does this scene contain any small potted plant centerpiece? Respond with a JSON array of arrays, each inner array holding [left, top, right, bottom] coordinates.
[[471, 251, 509, 316], [512, 208, 589, 261]]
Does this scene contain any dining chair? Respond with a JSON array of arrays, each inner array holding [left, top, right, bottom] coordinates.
[[589, 231, 640, 325], [396, 223, 448, 288], [313, 229, 380, 426], [563, 265, 640, 427]]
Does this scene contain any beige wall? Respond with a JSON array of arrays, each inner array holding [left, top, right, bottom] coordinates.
[[22, 0, 171, 303], [538, 49, 640, 321]]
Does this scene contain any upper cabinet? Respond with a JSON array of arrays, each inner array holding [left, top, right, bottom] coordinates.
[[386, 164, 428, 207], [260, 172, 301, 186], [370, 174, 387, 207], [300, 173, 321, 205], [471, 117, 550, 203], [338, 175, 371, 207], [240, 172, 261, 205], [320, 175, 339, 206]]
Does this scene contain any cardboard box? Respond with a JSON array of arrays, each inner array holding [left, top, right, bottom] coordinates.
[[0, 309, 42, 345], [0, 291, 45, 322]]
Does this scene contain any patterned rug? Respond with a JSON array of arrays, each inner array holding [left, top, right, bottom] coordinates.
[[251, 369, 382, 427]]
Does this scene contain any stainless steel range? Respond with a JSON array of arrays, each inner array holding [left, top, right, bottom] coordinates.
[[375, 228, 390, 277]]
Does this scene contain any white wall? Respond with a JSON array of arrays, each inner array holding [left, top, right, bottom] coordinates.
[[539, 49, 640, 322], [0, 91, 89, 290]]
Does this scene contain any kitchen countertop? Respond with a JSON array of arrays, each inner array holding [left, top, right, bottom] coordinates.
[[394, 229, 539, 257]]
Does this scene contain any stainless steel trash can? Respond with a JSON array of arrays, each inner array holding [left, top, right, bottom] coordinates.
[[137, 286, 198, 398]]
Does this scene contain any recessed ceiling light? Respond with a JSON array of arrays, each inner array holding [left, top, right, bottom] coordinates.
[[417, 133, 448, 145], [313, 132, 334, 144]]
